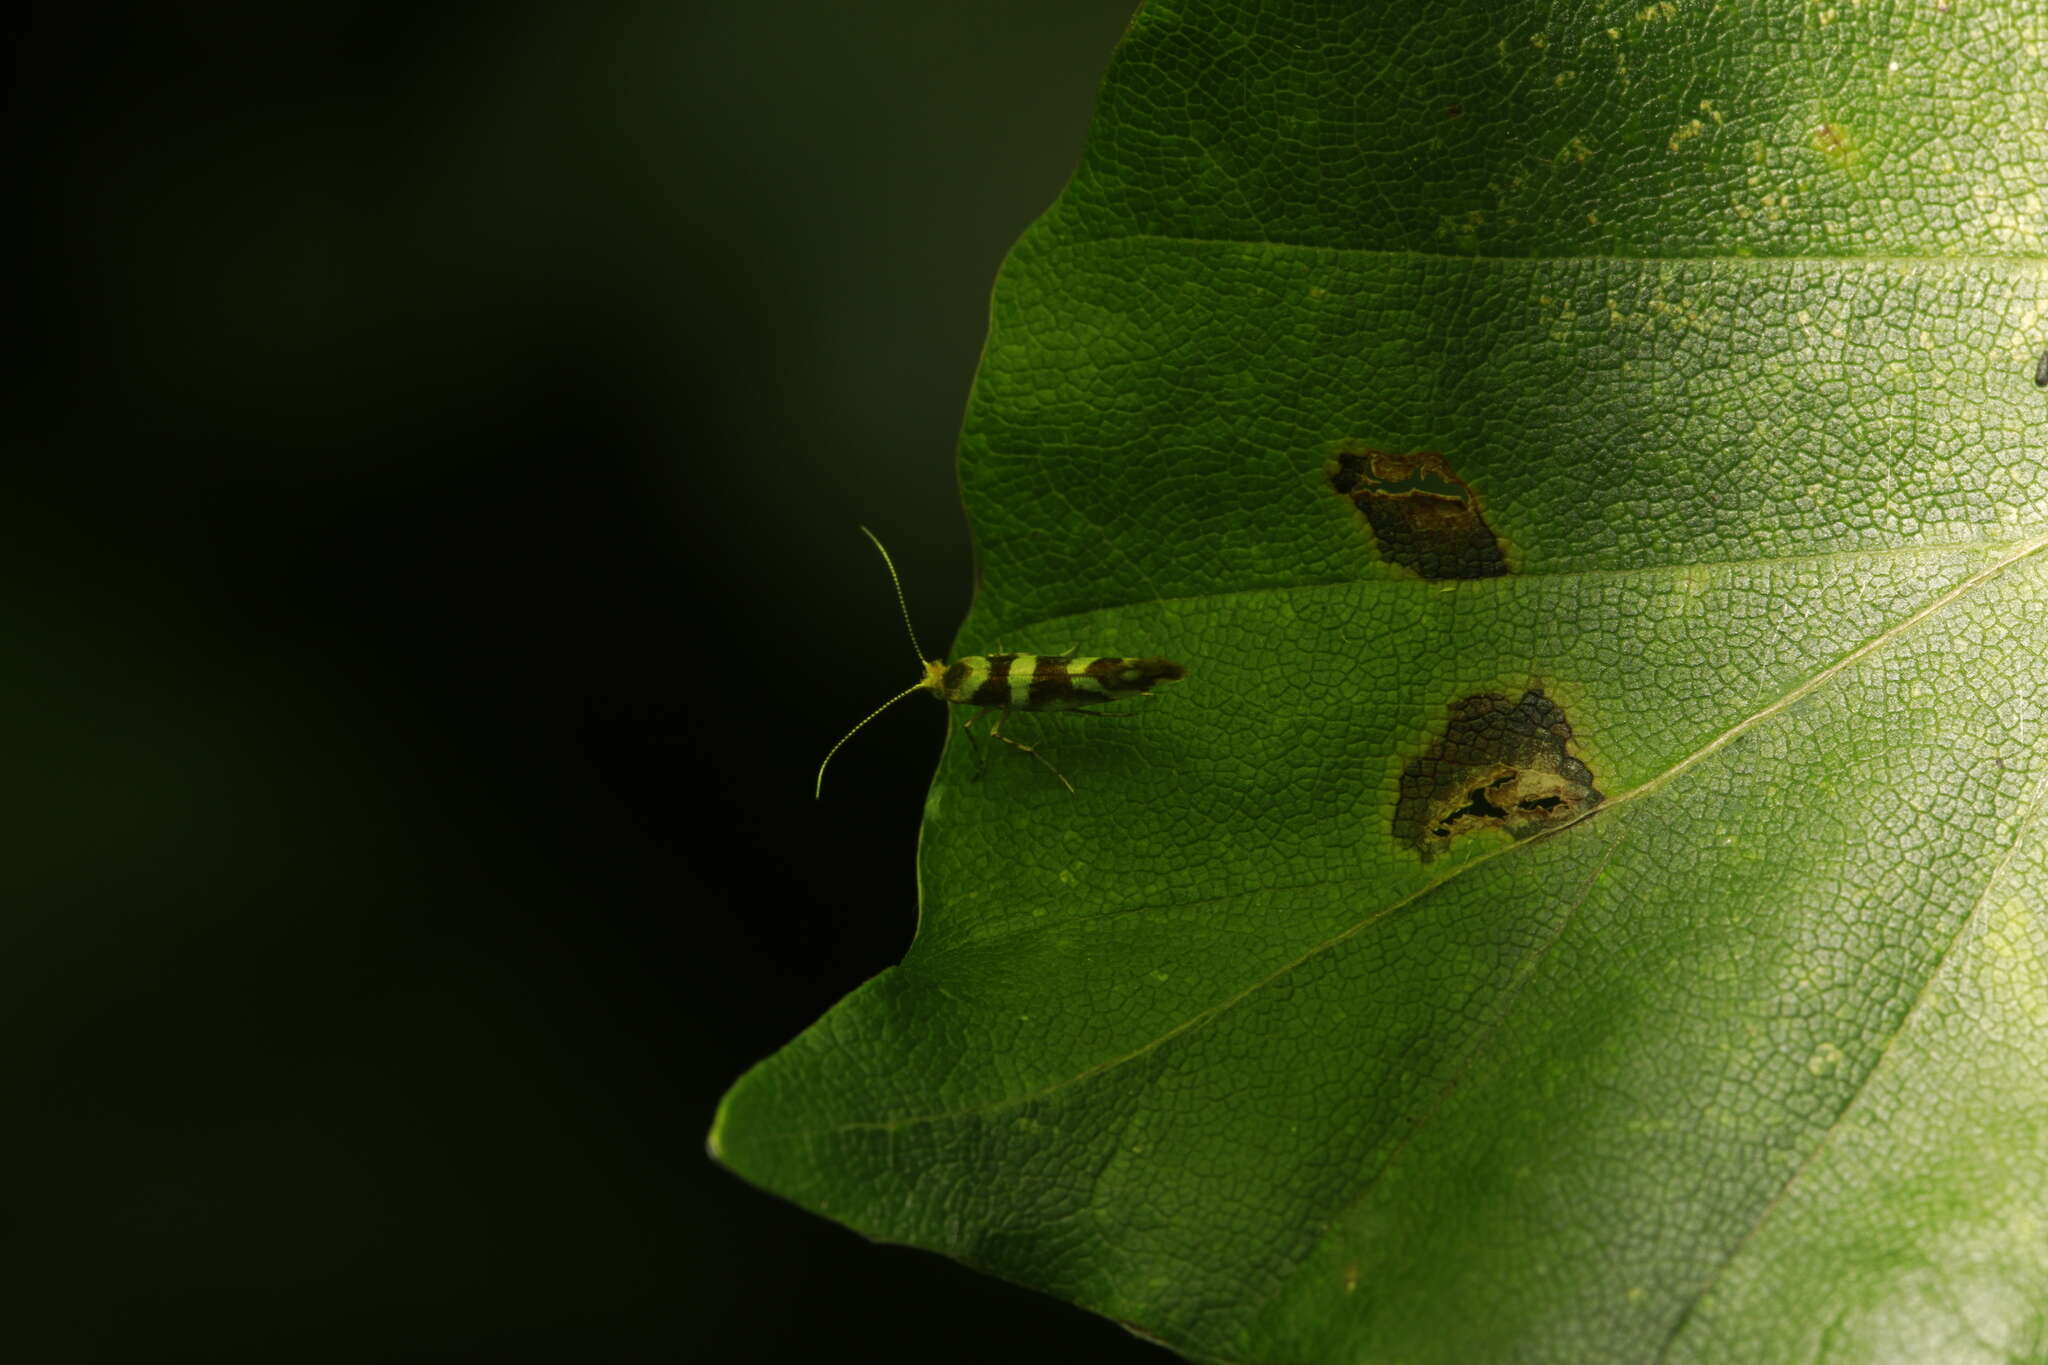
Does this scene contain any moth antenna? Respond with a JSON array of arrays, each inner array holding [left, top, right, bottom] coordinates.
[[815, 680, 931, 799], [859, 525, 932, 665]]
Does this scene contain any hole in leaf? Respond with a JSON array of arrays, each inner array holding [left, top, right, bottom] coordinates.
[[1396, 689, 1602, 860]]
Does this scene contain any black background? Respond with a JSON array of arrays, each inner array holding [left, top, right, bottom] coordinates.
[[10, 2, 1181, 1359]]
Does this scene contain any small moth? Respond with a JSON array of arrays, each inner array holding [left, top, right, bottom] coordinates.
[[814, 527, 1188, 797], [2036, 348, 2048, 388]]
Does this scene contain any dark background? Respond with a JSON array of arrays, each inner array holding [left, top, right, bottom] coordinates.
[[9, 2, 1180, 1359]]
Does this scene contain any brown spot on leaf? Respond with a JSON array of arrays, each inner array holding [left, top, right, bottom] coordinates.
[[1395, 689, 1602, 860], [1329, 448, 1509, 580]]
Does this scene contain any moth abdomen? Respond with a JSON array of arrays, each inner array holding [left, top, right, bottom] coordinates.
[[937, 653, 1188, 710]]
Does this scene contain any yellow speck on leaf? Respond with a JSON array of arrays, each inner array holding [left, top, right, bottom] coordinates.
[[1809, 121, 1861, 172]]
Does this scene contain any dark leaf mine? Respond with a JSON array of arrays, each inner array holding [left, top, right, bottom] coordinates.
[[1395, 689, 1602, 860], [1328, 448, 1508, 580]]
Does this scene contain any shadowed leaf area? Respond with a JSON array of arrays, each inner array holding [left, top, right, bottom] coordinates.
[[715, 2, 2048, 1360]]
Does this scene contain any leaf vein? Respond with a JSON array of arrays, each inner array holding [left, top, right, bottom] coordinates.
[[1062, 232, 2048, 271], [973, 532, 2048, 637], [795, 531, 2048, 1140], [1648, 765, 2048, 1363]]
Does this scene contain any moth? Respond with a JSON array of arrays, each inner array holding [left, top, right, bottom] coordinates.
[[814, 527, 1187, 797]]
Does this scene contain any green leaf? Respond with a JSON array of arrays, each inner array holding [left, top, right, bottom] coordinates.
[[714, 2, 2048, 1359]]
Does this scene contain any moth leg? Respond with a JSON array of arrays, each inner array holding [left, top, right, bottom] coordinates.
[[959, 708, 995, 780], [989, 709, 1076, 794]]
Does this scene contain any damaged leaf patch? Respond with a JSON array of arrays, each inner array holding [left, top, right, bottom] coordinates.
[[1328, 448, 1509, 580], [1396, 689, 1602, 860]]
